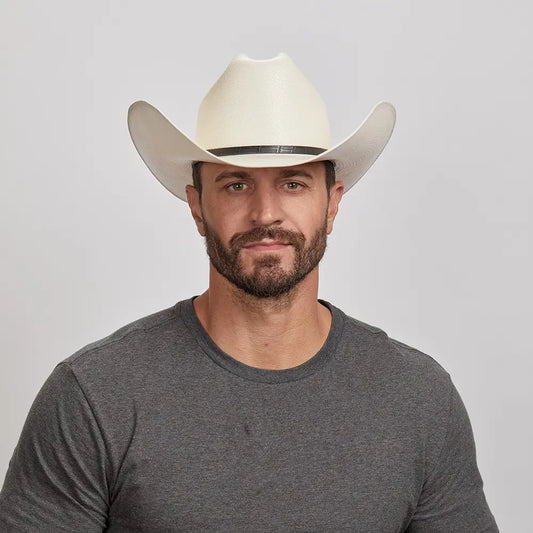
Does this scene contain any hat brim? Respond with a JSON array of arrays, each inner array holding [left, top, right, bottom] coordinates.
[[128, 100, 396, 201]]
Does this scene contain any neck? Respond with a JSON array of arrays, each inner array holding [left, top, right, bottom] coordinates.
[[193, 266, 331, 370]]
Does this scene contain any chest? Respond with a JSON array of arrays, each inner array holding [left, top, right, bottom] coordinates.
[[106, 390, 422, 532]]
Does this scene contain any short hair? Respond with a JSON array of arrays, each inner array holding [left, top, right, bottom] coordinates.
[[192, 160, 336, 199]]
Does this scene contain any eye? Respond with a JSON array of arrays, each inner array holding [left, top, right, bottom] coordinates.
[[226, 182, 248, 192], [284, 181, 303, 190]]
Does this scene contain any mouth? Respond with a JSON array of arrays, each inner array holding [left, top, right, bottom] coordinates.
[[242, 240, 290, 251]]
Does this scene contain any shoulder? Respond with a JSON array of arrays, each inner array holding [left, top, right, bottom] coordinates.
[[65, 303, 177, 361], [59, 299, 196, 384], [331, 303, 453, 401]]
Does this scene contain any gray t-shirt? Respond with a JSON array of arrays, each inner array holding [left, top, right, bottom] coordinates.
[[0, 299, 498, 532]]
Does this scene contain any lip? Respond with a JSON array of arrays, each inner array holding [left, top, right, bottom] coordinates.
[[242, 240, 290, 251]]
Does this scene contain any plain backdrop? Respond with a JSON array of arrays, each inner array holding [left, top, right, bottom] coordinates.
[[1, 1, 531, 530]]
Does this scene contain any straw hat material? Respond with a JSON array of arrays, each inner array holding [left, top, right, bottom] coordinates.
[[128, 53, 396, 201]]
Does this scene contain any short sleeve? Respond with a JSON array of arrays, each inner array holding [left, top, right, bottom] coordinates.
[[0, 363, 109, 532], [407, 379, 498, 532]]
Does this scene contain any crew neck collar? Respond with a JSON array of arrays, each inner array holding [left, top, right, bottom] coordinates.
[[178, 297, 345, 384]]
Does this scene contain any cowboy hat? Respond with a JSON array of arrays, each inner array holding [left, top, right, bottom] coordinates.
[[128, 53, 396, 201]]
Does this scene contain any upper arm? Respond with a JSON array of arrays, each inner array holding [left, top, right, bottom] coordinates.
[[407, 380, 498, 532], [0, 363, 109, 532]]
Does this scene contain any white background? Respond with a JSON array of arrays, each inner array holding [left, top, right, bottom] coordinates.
[[1, 1, 531, 530]]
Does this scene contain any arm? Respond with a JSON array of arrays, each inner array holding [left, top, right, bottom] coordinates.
[[0, 363, 109, 532], [407, 380, 498, 532]]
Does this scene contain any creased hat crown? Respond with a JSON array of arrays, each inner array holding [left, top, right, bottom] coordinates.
[[127, 52, 396, 201], [196, 53, 332, 150]]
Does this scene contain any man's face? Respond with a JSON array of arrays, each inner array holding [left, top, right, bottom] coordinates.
[[186, 162, 343, 298]]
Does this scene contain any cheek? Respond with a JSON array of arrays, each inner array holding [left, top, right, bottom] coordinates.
[[304, 203, 329, 230], [279, 195, 326, 222], [202, 205, 245, 242]]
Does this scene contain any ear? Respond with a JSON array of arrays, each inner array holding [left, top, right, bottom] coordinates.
[[326, 181, 344, 234], [185, 184, 206, 236]]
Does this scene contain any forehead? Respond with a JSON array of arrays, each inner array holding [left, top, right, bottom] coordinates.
[[200, 161, 327, 181]]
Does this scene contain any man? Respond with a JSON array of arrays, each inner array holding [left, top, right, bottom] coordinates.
[[0, 53, 497, 531]]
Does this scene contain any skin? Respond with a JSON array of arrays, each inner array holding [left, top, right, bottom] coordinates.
[[185, 161, 344, 370]]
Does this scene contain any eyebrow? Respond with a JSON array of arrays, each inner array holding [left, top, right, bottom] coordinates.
[[279, 169, 314, 179], [214, 171, 251, 183], [214, 169, 314, 182]]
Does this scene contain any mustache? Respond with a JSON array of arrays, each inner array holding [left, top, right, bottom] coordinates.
[[229, 226, 305, 250]]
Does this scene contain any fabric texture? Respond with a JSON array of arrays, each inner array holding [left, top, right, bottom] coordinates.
[[0, 299, 498, 532]]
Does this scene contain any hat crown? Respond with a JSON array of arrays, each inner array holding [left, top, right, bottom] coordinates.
[[195, 53, 332, 150]]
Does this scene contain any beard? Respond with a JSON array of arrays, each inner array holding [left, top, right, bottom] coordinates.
[[203, 217, 328, 299]]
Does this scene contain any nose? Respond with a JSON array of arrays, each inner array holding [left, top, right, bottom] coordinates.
[[248, 185, 284, 227]]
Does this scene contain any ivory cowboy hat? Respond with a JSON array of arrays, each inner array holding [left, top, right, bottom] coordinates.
[[128, 53, 396, 201]]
